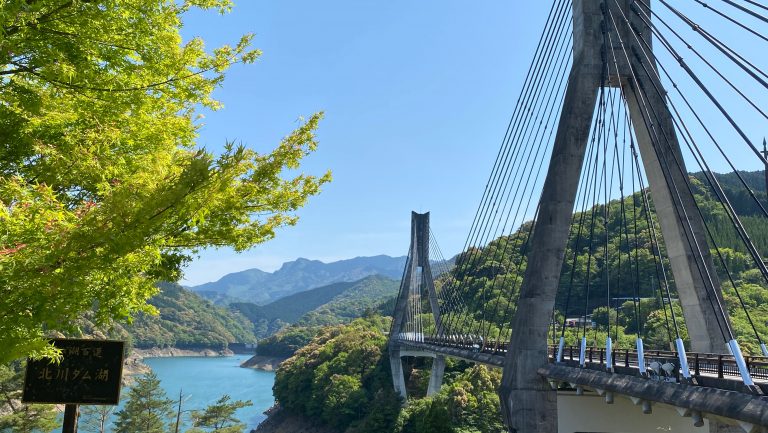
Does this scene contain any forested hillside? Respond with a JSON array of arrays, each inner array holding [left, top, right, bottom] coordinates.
[[269, 316, 506, 433], [233, 275, 399, 338], [267, 171, 768, 433], [442, 170, 768, 353], [77, 282, 258, 349]]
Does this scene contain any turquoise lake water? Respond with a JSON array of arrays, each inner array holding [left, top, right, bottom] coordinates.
[[47, 355, 275, 432], [142, 355, 276, 431]]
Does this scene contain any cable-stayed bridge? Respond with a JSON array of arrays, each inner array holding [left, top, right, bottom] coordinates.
[[388, 1, 768, 432]]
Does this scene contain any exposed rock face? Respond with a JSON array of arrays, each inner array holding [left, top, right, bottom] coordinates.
[[252, 406, 339, 433], [131, 347, 233, 358], [240, 355, 285, 372]]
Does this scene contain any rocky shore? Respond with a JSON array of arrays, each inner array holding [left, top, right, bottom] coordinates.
[[122, 347, 234, 382], [251, 405, 338, 433], [239, 355, 286, 372]]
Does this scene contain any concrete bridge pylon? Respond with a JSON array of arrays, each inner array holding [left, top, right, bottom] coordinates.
[[499, 1, 734, 432], [389, 211, 446, 400]]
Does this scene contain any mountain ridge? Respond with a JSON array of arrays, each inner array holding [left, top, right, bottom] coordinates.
[[189, 255, 407, 305], [231, 274, 400, 338]]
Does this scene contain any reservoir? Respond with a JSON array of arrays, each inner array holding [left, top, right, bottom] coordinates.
[[141, 355, 275, 431]]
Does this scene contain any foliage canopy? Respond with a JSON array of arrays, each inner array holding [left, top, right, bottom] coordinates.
[[0, 0, 330, 362], [113, 372, 174, 433]]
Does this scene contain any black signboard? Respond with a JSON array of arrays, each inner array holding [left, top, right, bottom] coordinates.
[[22, 339, 125, 405]]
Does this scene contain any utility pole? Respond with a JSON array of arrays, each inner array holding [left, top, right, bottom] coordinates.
[[174, 389, 183, 433], [762, 138, 767, 206]]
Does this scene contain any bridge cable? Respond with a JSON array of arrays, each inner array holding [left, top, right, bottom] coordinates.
[[692, 0, 768, 44], [742, 0, 768, 12], [438, 0, 568, 338], [619, 2, 768, 347], [610, 93, 644, 341], [450, 11, 573, 336], [444, 0, 571, 306], [579, 78, 609, 347], [607, 4, 732, 344], [629, 5, 768, 220], [631, 0, 768, 167], [718, 0, 768, 22], [442, 0, 573, 338], [471, 33, 575, 345], [464, 18, 575, 341], [628, 1, 768, 270], [436, 0, 566, 337], [390, 247, 413, 338], [603, 13, 683, 345], [490, 204, 540, 351], [428, 230, 465, 336], [558, 113, 603, 342], [615, 5, 768, 348]]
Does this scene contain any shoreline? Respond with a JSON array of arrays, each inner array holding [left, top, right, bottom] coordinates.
[[252, 405, 339, 433], [240, 354, 287, 372], [123, 347, 237, 381]]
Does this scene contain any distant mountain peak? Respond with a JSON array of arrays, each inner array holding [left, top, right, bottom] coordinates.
[[189, 255, 408, 306]]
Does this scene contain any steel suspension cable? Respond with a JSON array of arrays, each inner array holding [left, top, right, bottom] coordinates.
[[444, 9, 574, 337], [623, 3, 768, 271], [492, 203, 542, 350], [718, 0, 768, 22], [741, 0, 768, 12], [621, 1, 768, 221], [447, 0, 570, 286], [581, 84, 609, 344], [607, 6, 729, 342], [617, 3, 768, 345], [442, 0, 571, 335], [692, 0, 768, 43], [614, 13, 768, 348], [559, 120, 603, 338], [604, 18, 682, 343], [630, 0, 768, 167], [440, 3, 573, 336], [469, 34, 575, 342]]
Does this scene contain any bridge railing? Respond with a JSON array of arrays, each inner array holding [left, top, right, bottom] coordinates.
[[552, 345, 768, 381], [398, 336, 768, 382]]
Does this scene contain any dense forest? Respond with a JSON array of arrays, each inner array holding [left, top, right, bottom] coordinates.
[[128, 283, 258, 348], [233, 275, 399, 338], [438, 170, 768, 353], [272, 317, 506, 433], [75, 282, 258, 350]]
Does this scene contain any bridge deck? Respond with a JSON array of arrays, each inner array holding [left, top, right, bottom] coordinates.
[[397, 338, 768, 427], [398, 337, 768, 384]]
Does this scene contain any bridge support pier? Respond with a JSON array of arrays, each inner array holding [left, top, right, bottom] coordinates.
[[389, 348, 408, 400], [427, 355, 446, 396], [388, 350, 446, 400]]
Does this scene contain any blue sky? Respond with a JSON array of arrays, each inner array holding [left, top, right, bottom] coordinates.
[[179, 1, 767, 285], [178, 1, 553, 284]]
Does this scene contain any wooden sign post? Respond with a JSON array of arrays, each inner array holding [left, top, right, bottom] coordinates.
[[22, 339, 125, 433], [62, 404, 79, 433]]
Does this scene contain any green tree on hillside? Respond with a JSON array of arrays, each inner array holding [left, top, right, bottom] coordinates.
[[113, 372, 175, 433], [79, 405, 115, 433], [0, 362, 57, 433], [272, 317, 509, 433], [274, 318, 398, 431], [0, 0, 330, 362], [188, 394, 252, 433]]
